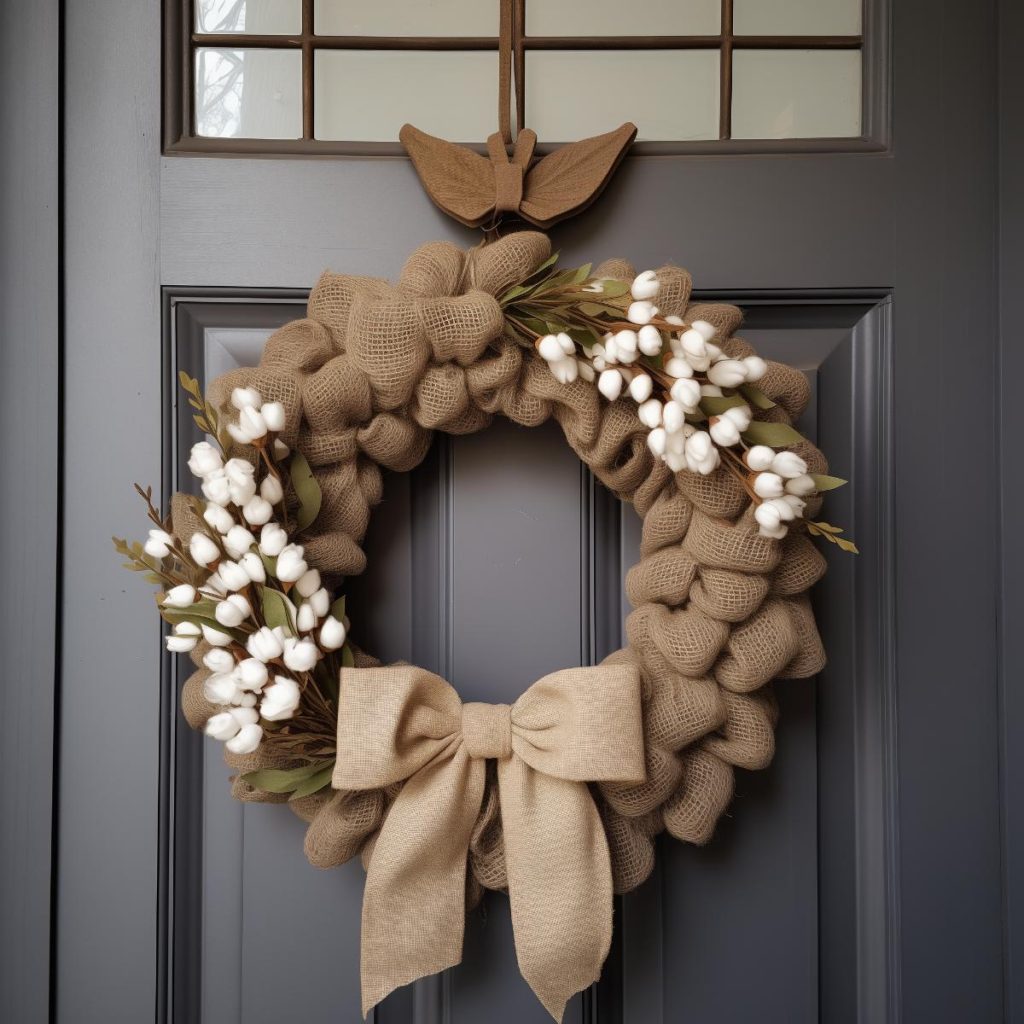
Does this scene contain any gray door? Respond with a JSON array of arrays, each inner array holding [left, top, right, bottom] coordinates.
[[4, 1, 1019, 1022]]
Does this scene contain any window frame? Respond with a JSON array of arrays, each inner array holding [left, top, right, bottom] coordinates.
[[163, 0, 890, 155]]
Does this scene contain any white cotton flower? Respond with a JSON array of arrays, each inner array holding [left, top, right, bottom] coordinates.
[[665, 314, 685, 327], [217, 559, 250, 592], [259, 522, 288, 558], [646, 427, 668, 457], [744, 445, 775, 472], [227, 421, 256, 445], [662, 400, 686, 434], [261, 402, 286, 432], [282, 637, 319, 673], [203, 503, 235, 534], [637, 324, 663, 356], [742, 356, 768, 381], [260, 676, 301, 722], [637, 399, 663, 429], [309, 588, 330, 618], [144, 529, 174, 559], [223, 525, 256, 560], [319, 615, 347, 650], [204, 671, 240, 705], [700, 384, 724, 398], [226, 722, 263, 754], [273, 439, 290, 459], [189, 532, 220, 567], [225, 464, 257, 507], [691, 320, 717, 341], [236, 658, 269, 691], [205, 712, 240, 741], [663, 449, 687, 472], [297, 603, 317, 633], [238, 405, 266, 442], [771, 451, 808, 479], [166, 633, 198, 653], [576, 359, 595, 383], [204, 571, 227, 597], [707, 359, 748, 389], [684, 430, 720, 475], [709, 415, 741, 448], [231, 387, 262, 411], [247, 626, 284, 663], [706, 343, 724, 363], [767, 496, 797, 521], [538, 334, 564, 362], [203, 648, 235, 674], [680, 329, 707, 360], [689, 353, 712, 373], [664, 357, 693, 379], [592, 355, 607, 372], [240, 551, 266, 584], [215, 593, 251, 628], [670, 377, 701, 412], [781, 494, 807, 517], [296, 568, 321, 598], [201, 471, 232, 507], [202, 623, 234, 647], [260, 474, 284, 505], [162, 584, 196, 608], [666, 423, 691, 455], [628, 373, 653, 403], [722, 404, 752, 431], [598, 369, 623, 401], [755, 501, 783, 533], [631, 270, 659, 300], [603, 335, 620, 364], [785, 474, 817, 496], [614, 329, 639, 358], [188, 441, 223, 479], [234, 692, 257, 708], [242, 495, 273, 527], [556, 332, 575, 356], [753, 472, 785, 499], [627, 300, 657, 325], [549, 356, 579, 384]]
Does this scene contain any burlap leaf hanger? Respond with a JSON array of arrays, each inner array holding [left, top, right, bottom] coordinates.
[[399, 0, 637, 231]]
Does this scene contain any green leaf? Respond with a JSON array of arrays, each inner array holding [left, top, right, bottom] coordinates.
[[241, 761, 332, 794], [835, 537, 860, 554], [739, 383, 776, 410], [289, 765, 335, 801], [340, 643, 355, 669], [193, 415, 211, 434], [571, 262, 593, 285], [741, 421, 805, 447], [700, 394, 749, 416], [527, 252, 559, 281], [261, 586, 296, 633], [330, 595, 346, 622], [578, 301, 622, 318], [593, 279, 630, 299], [809, 473, 847, 491], [290, 452, 322, 532], [499, 283, 533, 304], [809, 520, 845, 535], [178, 370, 201, 398]]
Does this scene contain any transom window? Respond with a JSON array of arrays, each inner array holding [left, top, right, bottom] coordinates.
[[166, 0, 880, 153]]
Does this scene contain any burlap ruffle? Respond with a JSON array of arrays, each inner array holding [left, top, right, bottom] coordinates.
[[181, 232, 827, 893]]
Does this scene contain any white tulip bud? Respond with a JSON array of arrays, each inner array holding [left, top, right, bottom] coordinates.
[[691, 319, 717, 341], [166, 634, 198, 653], [557, 332, 575, 355], [707, 359, 747, 389], [236, 658, 269, 691], [742, 356, 768, 381], [764, 496, 795, 522], [162, 584, 196, 608], [722, 404, 752, 431], [144, 529, 174, 559], [627, 300, 657, 325], [282, 637, 319, 673], [614, 329, 638, 356], [259, 474, 284, 505], [225, 722, 263, 754], [205, 712, 240, 741], [708, 415, 741, 448], [309, 588, 330, 618], [755, 501, 783, 532], [662, 400, 685, 434], [319, 615, 347, 650], [785, 474, 817, 496], [629, 373, 654, 403], [670, 377, 701, 412], [188, 441, 224, 479], [549, 356, 579, 384], [630, 270, 659, 300], [201, 623, 234, 647], [230, 706, 259, 726], [592, 355, 607, 372], [296, 568, 321, 598], [637, 324, 663, 356], [603, 335, 619, 364], [203, 502, 235, 534], [538, 334, 564, 362], [224, 458, 255, 487], [223, 525, 256, 559], [217, 559, 250, 592], [753, 472, 785, 499], [680, 329, 707, 360], [744, 445, 775, 471], [664, 357, 694, 379], [637, 399, 663, 428], [215, 593, 251, 628], [231, 387, 262, 411], [297, 603, 317, 633], [771, 451, 808, 479], [189, 532, 220, 567], [204, 672, 240, 705], [260, 676, 301, 722], [240, 551, 266, 583], [203, 648, 235, 674], [259, 522, 288, 558], [685, 430, 721, 474], [646, 427, 668, 456], [576, 359, 595, 383], [261, 401, 286, 432], [246, 625, 284, 662], [598, 369, 623, 401], [201, 471, 232, 507], [276, 544, 308, 582], [242, 495, 273, 526]]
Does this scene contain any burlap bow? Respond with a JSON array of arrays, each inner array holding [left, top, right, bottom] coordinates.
[[332, 664, 646, 1021]]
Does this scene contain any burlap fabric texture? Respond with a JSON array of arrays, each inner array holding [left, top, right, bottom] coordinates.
[[177, 230, 827, 901]]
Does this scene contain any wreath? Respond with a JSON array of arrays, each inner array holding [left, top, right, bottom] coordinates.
[[116, 231, 853, 1020]]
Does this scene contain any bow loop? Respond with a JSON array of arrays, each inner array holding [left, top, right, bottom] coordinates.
[[462, 701, 512, 760]]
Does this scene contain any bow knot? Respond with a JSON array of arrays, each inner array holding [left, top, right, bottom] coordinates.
[[462, 701, 512, 760]]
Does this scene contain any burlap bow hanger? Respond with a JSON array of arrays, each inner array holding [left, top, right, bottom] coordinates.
[[332, 664, 646, 1021]]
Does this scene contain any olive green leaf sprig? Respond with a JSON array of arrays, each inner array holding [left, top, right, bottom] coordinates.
[[501, 255, 857, 552]]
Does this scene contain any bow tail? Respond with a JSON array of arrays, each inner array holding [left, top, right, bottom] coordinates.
[[497, 758, 615, 1022], [359, 748, 485, 1015]]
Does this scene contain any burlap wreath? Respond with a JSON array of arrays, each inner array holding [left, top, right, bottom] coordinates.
[[177, 230, 826, 901]]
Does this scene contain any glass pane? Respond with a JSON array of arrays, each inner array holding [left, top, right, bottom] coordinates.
[[526, 50, 719, 141], [734, 0, 861, 36], [195, 0, 302, 34], [528, 0, 720, 36], [195, 49, 303, 139], [731, 50, 861, 139], [315, 51, 497, 142], [314, 0, 496, 35]]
